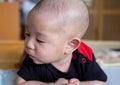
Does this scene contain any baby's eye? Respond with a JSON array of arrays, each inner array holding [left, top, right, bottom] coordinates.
[[36, 39, 44, 43], [24, 32, 30, 38]]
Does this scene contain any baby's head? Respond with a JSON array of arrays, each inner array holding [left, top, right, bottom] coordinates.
[[25, 0, 89, 64], [31, 0, 89, 38]]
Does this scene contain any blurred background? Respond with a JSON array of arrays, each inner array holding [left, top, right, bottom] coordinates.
[[0, 0, 120, 85]]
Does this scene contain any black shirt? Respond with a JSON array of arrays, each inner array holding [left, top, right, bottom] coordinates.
[[17, 42, 107, 82]]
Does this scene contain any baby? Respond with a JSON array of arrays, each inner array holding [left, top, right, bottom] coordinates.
[[16, 0, 107, 85]]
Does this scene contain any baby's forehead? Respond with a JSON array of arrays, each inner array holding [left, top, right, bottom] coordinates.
[[27, 11, 64, 31], [28, 10, 64, 27]]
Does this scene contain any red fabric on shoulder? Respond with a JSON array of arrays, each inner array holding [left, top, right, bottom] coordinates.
[[78, 42, 93, 61]]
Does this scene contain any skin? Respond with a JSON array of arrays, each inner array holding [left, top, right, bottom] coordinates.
[[16, 0, 107, 85]]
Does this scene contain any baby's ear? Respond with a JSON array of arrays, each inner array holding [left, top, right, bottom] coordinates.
[[66, 38, 81, 54]]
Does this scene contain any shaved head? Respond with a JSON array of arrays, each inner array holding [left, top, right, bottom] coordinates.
[[28, 0, 89, 39]]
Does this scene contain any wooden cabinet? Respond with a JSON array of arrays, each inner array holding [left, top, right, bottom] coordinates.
[[0, 40, 24, 69], [83, 0, 120, 40], [0, 2, 20, 40]]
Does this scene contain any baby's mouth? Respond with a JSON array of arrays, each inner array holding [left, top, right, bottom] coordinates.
[[29, 54, 35, 59]]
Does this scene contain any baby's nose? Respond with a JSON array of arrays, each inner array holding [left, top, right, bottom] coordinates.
[[26, 39, 35, 50]]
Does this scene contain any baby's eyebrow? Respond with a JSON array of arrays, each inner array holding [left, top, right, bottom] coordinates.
[[36, 32, 48, 39]]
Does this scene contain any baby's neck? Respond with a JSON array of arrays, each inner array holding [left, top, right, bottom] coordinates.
[[52, 54, 72, 72]]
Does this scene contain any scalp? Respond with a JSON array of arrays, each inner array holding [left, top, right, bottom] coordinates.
[[29, 0, 89, 39]]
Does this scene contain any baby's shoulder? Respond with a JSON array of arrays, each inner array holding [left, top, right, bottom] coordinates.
[[73, 42, 93, 62]]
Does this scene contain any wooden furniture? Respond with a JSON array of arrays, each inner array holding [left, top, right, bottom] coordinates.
[[83, 0, 120, 40], [0, 40, 24, 69], [0, 2, 20, 40]]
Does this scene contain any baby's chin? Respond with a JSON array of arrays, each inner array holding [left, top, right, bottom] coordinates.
[[28, 55, 44, 64], [30, 57, 44, 64], [33, 59, 44, 64]]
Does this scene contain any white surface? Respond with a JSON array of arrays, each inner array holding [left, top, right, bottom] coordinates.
[[102, 66, 120, 85], [0, 70, 16, 85]]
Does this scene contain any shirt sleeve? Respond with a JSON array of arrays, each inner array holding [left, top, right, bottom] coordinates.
[[17, 56, 36, 81], [78, 54, 107, 82]]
